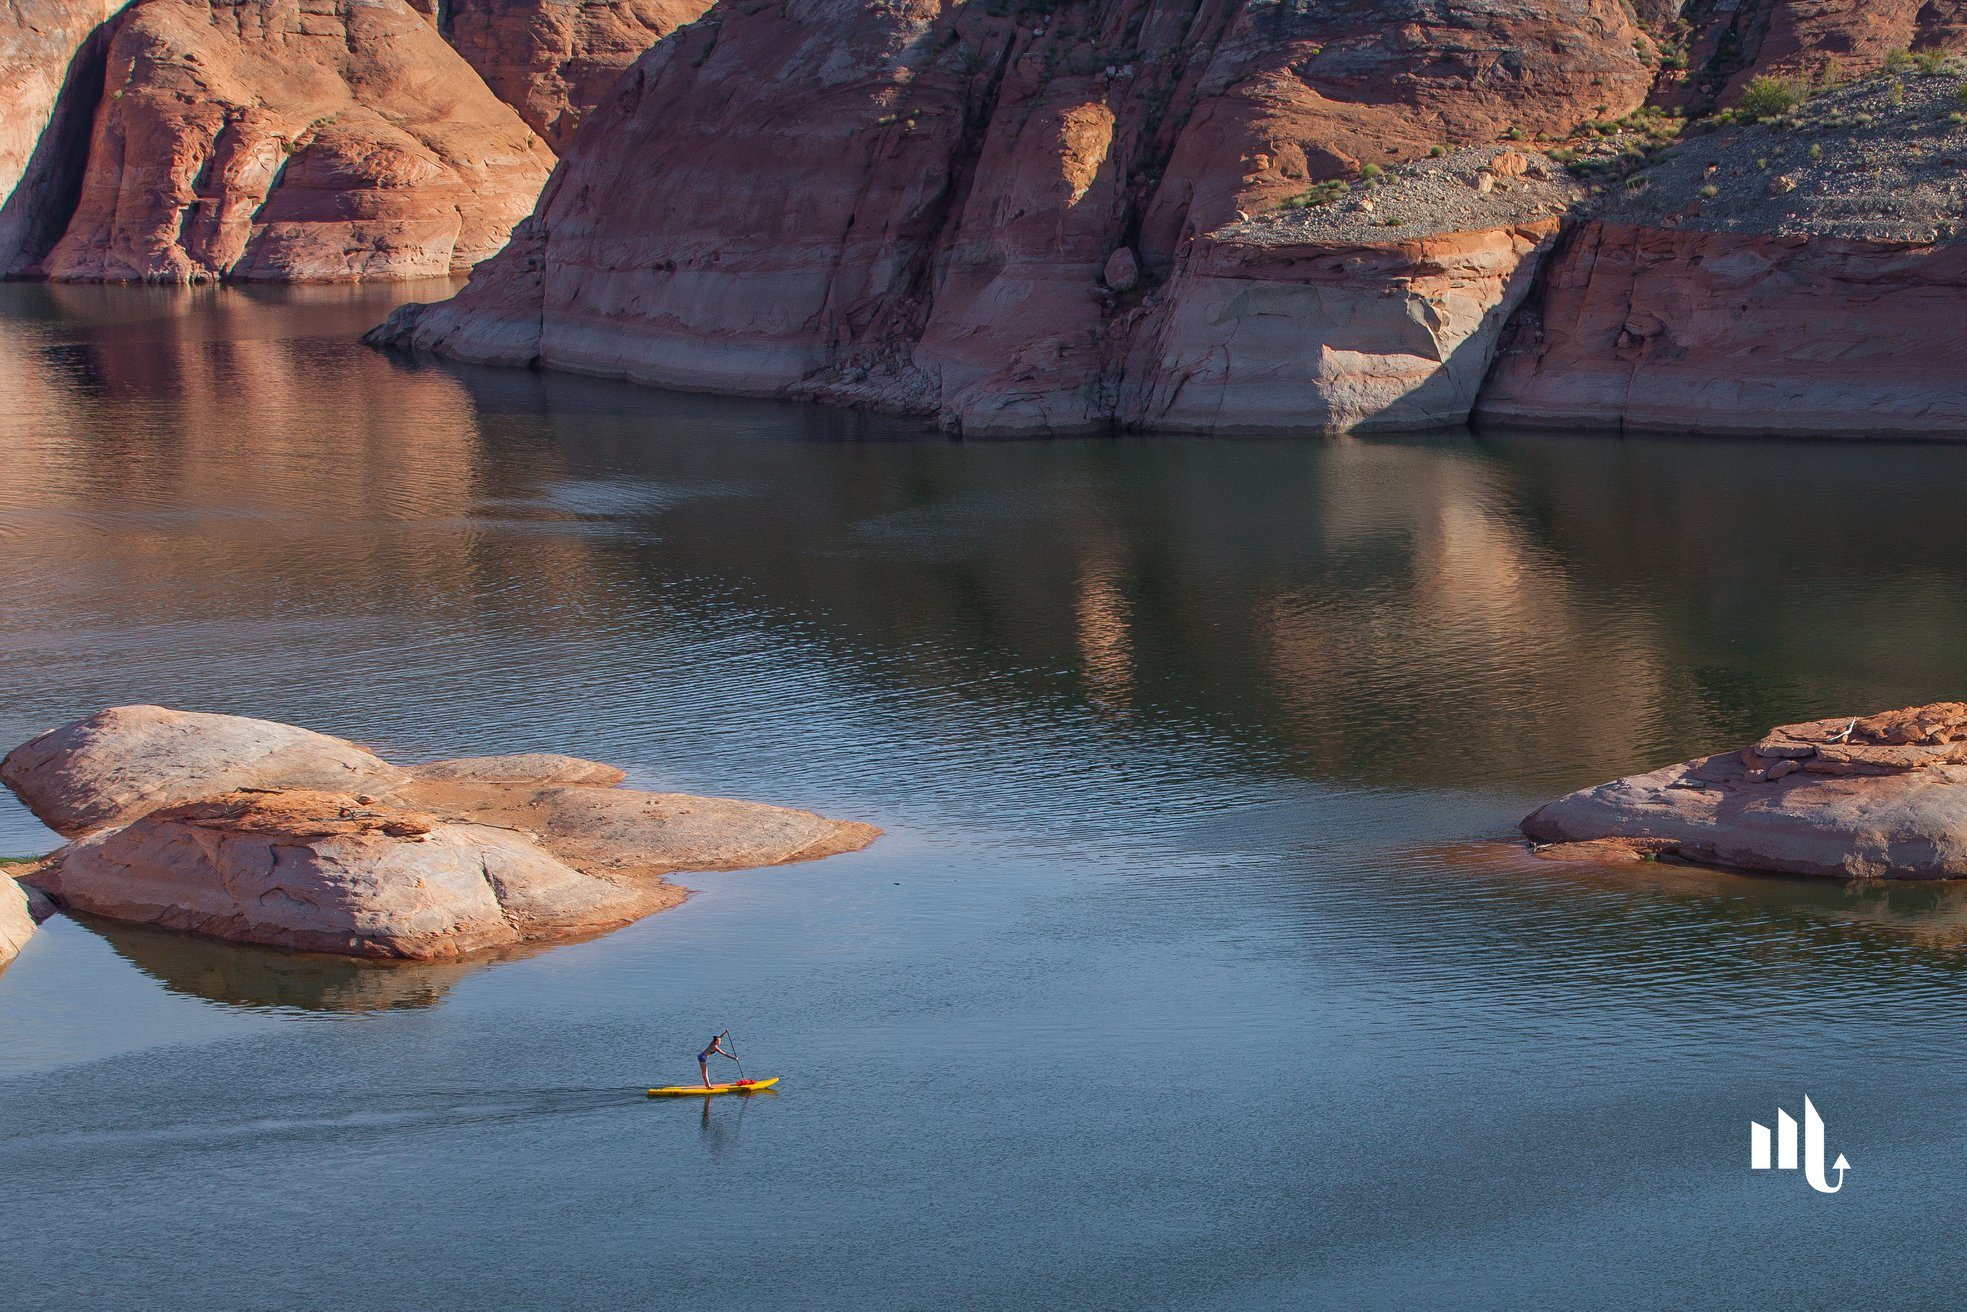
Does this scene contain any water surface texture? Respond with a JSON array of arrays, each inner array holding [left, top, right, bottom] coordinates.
[[5, 283, 1967, 1308]]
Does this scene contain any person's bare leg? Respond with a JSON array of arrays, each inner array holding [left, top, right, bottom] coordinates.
[[700, 1059, 711, 1088]]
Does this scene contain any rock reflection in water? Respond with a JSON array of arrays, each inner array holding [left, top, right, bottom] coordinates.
[[77, 915, 526, 1014], [1447, 841, 1967, 968]]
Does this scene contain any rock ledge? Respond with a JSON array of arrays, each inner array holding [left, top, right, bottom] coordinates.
[[1524, 703, 1967, 880], [4, 707, 879, 958]]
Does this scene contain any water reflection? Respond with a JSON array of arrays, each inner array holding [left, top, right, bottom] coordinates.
[[7, 281, 1967, 811], [80, 916, 511, 1014], [1447, 842, 1967, 968]]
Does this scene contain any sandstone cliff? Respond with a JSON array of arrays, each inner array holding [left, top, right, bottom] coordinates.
[[445, 0, 708, 149], [42, 0, 555, 282], [1669, 0, 1967, 103], [1483, 71, 1967, 436], [1480, 223, 1967, 437], [0, 0, 122, 273], [371, 0, 1658, 433]]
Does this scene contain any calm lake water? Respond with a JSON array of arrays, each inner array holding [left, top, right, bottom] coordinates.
[[6, 282, 1967, 1308]]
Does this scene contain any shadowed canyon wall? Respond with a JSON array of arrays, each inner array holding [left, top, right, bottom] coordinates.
[[445, 0, 710, 149]]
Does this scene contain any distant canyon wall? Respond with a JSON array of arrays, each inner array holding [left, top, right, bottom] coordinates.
[[445, 0, 710, 149]]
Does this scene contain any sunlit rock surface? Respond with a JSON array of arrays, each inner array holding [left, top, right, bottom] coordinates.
[[5, 706, 881, 957], [0, 877, 36, 971], [42, 0, 554, 283], [1526, 704, 1967, 880], [3, 705, 409, 837], [0, 0, 121, 273]]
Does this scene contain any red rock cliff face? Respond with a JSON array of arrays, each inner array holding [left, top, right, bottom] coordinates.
[[43, 0, 555, 283], [1121, 222, 1563, 434], [1477, 222, 1967, 437], [376, 0, 1656, 432], [0, 0, 122, 273], [1678, 0, 1967, 98], [445, 0, 710, 149]]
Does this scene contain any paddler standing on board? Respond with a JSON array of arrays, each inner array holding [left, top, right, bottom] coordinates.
[[699, 1030, 736, 1087]]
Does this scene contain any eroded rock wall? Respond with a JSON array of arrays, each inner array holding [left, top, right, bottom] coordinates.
[[1478, 221, 1967, 437], [43, 0, 555, 283], [0, 0, 122, 273], [445, 0, 709, 149], [1681, 0, 1967, 98], [1121, 222, 1563, 434], [375, 0, 1657, 432]]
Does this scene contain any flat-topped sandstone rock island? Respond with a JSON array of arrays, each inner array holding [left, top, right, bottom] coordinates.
[[1525, 703, 1967, 880], [0, 705, 879, 961]]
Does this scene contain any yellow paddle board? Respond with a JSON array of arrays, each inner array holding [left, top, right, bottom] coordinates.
[[646, 1077, 779, 1097]]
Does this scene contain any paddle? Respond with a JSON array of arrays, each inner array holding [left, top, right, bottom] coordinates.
[[723, 1029, 747, 1083]]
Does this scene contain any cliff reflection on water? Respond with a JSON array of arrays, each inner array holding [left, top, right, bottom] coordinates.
[[9, 281, 1967, 952]]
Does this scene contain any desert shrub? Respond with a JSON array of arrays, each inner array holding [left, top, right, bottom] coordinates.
[[1699, 183, 1719, 198], [1738, 76, 1805, 121], [1914, 48, 1952, 75], [1280, 179, 1349, 209]]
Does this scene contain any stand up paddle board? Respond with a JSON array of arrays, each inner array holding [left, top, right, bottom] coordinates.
[[646, 1077, 779, 1097]]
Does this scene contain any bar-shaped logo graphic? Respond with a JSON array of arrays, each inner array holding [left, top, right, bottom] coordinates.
[[1751, 1097, 1849, 1193]]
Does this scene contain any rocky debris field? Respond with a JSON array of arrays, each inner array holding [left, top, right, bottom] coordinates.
[[1523, 702, 1967, 879], [1606, 69, 1967, 243], [1223, 148, 1586, 245], [1223, 68, 1967, 250]]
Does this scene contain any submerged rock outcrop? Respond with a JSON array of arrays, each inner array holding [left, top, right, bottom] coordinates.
[[35, 790, 683, 958], [41, 0, 555, 283], [1525, 704, 1967, 880], [5, 707, 879, 958]]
